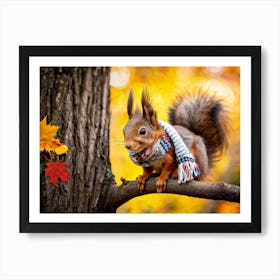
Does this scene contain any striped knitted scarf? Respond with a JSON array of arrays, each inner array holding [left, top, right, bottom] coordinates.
[[129, 120, 201, 183]]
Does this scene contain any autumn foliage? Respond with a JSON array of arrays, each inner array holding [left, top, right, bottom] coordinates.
[[40, 117, 68, 154], [40, 117, 69, 185], [45, 161, 70, 185]]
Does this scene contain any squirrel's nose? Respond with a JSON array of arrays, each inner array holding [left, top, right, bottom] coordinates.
[[125, 142, 132, 150]]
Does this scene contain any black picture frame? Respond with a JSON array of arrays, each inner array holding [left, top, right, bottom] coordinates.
[[20, 46, 261, 233]]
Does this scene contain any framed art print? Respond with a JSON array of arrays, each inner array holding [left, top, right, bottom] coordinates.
[[19, 46, 261, 233]]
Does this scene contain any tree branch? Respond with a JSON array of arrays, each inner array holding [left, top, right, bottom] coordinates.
[[106, 177, 240, 211]]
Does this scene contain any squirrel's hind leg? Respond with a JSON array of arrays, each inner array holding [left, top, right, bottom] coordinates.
[[171, 169, 178, 179]]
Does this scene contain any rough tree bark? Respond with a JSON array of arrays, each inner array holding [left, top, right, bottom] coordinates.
[[40, 67, 240, 213], [40, 67, 114, 213]]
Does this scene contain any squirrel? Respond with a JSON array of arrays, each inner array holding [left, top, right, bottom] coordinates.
[[123, 88, 229, 193]]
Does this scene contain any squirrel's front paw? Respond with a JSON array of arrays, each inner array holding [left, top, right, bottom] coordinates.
[[156, 177, 167, 193], [138, 175, 146, 192]]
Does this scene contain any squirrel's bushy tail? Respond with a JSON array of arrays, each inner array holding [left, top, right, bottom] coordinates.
[[168, 89, 229, 167]]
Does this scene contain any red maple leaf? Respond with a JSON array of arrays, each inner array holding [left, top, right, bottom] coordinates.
[[44, 161, 70, 185]]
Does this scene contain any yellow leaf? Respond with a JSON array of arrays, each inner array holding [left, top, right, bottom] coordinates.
[[40, 117, 68, 154], [40, 117, 60, 140], [55, 145, 68, 155]]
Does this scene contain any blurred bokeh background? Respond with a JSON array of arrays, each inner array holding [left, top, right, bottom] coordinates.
[[109, 67, 240, 214]]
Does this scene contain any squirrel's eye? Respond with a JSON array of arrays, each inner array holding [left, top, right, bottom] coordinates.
[[139, 127, 146, 135]]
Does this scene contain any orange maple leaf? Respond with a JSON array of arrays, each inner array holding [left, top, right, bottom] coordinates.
[[44, 160, 70, 185], [40, 117, 68, 155]]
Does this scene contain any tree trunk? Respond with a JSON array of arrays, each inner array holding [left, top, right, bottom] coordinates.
[[40, 67, 115, 213]]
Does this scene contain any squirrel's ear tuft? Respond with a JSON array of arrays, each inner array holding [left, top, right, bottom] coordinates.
[[127, 89, 134, 118], [141, 89, 158, 127]]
